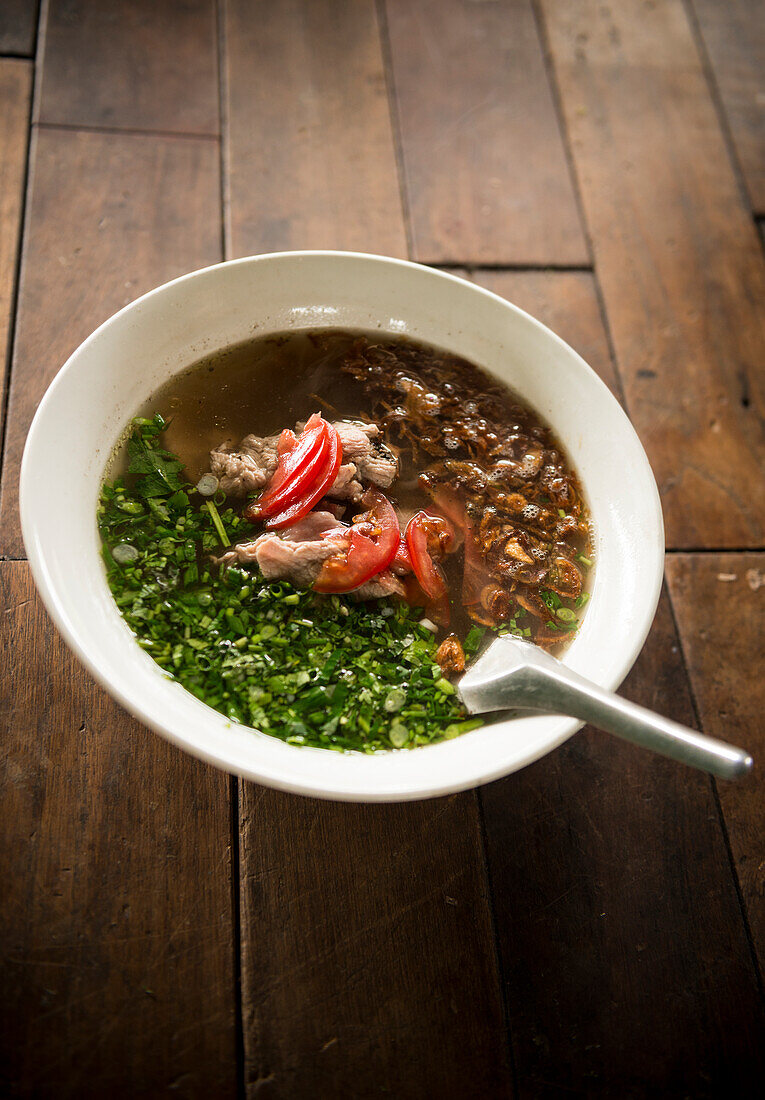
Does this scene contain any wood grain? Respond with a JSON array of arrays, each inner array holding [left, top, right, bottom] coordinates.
[[238, 786, 511, 1098], [481, 588, 765, 1097], [665, 553, 765, 976], [0, 562, 236, 1097], [472, 270, 622, 400], [224, 0, 407, 258], [0, 127, 221, 557], [538, 0, 765, 548], [383, 0, 588, 265], [0, 60, 32, 440], [691, 0, 765, 213], [38, 0, 219, 134], [0, 0, 38, 55]]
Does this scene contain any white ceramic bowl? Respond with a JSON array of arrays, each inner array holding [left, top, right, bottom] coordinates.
[[21, 252, 664, 802]]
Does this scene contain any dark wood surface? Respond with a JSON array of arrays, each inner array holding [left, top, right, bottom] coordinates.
[[225, 0, 407, 258], [538, 0, 765, 549], [691, 0, 765, 214], [0, 59, 31, 435], [0, 127, 221, 555], [383, 0, 589, 264], [239, 788, 510, 1098], [38, 0, 219, 134], [0, 1, 763, 1096], [665, 553, 765, 975], [0, 1, 38, 56], [0, 563, 237, 1098]]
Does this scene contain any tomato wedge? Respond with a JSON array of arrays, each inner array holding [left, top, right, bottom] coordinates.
[[258, 428, 329, 516], [276, 428, 297, 456], [313, 490, 400, 592], [265, 422, 342, 529], [247, 413, 327, 520], [404, 511, 455, 600]]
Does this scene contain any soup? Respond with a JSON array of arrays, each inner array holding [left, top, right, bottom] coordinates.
[[99, 330, 592, 751]]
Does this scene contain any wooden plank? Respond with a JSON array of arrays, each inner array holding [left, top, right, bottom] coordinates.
[[239, 786, 511, 1098], [665, 553, 765, 976], [0, 127, 221, 557], [224, 0, 407, 258], [691, 0, 765, 213], [383, 0, 588, 265], [481, 587, 765, 1096], [538, 0, 765, 548], [38, 0, 219, 134], [0, 562, 237, 1096], [0, 60, 32, 440], [0, 0, 38, 55], [472, 270, 622, 400]]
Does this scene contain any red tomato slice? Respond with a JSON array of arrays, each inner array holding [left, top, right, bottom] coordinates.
[[313, 490, 400, 593], [404, 511, 455, 600], [277, 429, 297, 456], [246, 414, 326, 519], [257, 425, 329, 516], [265, 423, 343, 530]]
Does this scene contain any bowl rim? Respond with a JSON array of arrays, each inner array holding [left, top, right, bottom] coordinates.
[[20, 250, 665, 801]]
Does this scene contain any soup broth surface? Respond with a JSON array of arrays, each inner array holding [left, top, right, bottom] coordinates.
[[145, 328, 592, 649]]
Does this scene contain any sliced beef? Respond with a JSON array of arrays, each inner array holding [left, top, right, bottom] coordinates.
[[219, 509, 405, 600], [352, 571, 406, 600], [327, 462, 364, 503], [209, 433, 280, 497], [219, 512, 350, 588], [333, 421, 398, 488], [264, 419, 398, 501]]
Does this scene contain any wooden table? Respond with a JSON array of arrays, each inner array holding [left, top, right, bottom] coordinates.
[[1, 2, 763, 1096]]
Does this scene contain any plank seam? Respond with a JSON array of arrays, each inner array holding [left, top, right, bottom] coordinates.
[[0, 51, 38, 508], [216, 4, 245, 1093], [528, 0, 628, 411], [0, 51, 36, 60], [374, 0, 414, 260], [30, 0, 47, 123], [476, 788, 520, 1099], [34, 120, 220, 142], [435, 262, 594, 274], [665, 547, 765, 554], [664, 578, 765, 996], [682, 0, 762, 217], [217, 0, 231, 262], [230, 776, 246, 1100], [528, 0, 594, 269]]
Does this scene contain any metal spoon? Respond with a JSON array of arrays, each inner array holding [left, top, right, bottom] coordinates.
[[458, 635, 753, 779]]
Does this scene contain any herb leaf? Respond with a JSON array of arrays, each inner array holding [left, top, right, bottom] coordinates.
[[127, 415, 187, 498]]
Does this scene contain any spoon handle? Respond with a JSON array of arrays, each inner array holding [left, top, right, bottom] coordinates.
[[522, 666, 752, 780]]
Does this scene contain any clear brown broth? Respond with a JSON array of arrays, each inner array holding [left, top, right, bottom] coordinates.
[[141, 329, 591, 650]]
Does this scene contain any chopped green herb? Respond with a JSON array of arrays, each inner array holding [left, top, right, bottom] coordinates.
[[98, 419, 469, 753], [205, 499, 230, 547], [126, 413, 186, 498], [463, 625, 486, 655]]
